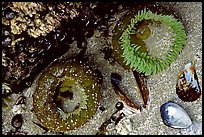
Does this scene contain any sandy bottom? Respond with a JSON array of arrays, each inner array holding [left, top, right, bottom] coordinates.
[[2, 2, 202, 135]]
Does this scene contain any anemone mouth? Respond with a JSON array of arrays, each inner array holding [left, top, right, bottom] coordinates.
[[54, 77, 88, 119], [119, 8, 186, 75]]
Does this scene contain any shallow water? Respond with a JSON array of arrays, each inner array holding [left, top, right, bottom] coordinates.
[[2, 2, 202, 135]]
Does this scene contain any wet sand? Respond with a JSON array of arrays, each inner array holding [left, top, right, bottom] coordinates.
[[2, 2, 202, 135]]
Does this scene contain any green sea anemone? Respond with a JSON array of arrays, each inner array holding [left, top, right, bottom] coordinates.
[[33, 59, 102, 132], [118, 8, 186, 75]]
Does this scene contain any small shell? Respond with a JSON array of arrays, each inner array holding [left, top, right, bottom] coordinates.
[[176, 62, 201, 102], [99, 106, 105, 111], [115, 102, 124, 110], [11, 114, 23, 129], [160, 101, 192, 129]]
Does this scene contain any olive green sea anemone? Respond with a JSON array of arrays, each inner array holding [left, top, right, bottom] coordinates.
[[33, 59, 102, 132], [119, 8, 186, 75]]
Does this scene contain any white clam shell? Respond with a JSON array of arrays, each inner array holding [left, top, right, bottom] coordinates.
[[160, 101, 192, 128]]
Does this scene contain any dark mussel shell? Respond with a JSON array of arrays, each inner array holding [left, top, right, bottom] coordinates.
[[111, 73, 141, 110], [176, 62, 201, 102], [160, 101, 192, 129]]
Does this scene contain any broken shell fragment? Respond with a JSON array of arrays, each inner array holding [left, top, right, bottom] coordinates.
[[176, 62, 201, 102], [115, 118, 133, 135], [160, 101, 192, 129], [12, 96, 26, 114], [15, 96, 26, 105]]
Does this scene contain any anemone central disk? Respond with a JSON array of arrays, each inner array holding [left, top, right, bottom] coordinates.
[[144, 23, 175, 59], [55, 78, 87, 114]]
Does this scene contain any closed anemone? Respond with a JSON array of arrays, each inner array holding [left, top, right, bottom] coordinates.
[[33, 59, 102, 132], [114, 8, 186, 75]]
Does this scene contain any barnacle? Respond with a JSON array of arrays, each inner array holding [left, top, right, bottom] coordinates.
[[33, 59, 102, 132], [115, 8, 186, 75]]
